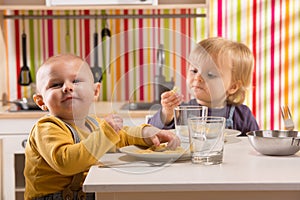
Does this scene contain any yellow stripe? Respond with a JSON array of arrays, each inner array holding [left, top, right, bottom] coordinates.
[[209, 0, 214, 36], [173, 9, 177, 82], [291, 1, 295, 111], [245, 0, 251, 106], [109, 10, 115, 101]]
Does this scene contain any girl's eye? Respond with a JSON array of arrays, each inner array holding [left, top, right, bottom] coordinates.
[[73, 79, 81, 84], [207, 71, 217, 78]]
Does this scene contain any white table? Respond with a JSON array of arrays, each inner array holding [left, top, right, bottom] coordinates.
[[83, 137, 300, 200]]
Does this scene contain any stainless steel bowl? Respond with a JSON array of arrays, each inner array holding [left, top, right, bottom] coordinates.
[[246, 130, 300, 156]]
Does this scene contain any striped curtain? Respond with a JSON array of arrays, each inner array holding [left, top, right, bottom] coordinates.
[[209, 0, 300, 130]]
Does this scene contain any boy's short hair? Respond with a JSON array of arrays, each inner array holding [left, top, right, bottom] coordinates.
[[189, 37, 254, 105]]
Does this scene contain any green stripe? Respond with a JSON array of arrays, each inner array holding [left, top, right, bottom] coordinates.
[[237, 0, 241, 41], [163, 9, 170, 80], [193, 9, 197, 42], [101, 10, 107, 101], [65, 10, 70, 53], [73, 10, 77, 54], [29, 10, 35, 82], [200, 8, 206, 39], [37, 10, 41, 69]]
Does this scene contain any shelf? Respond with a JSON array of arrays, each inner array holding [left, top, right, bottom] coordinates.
[[0, 0, 207, 10], [15, 187, 25, 192]]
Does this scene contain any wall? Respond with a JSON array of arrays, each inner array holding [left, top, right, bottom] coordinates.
[[2, 0, 300, 130], [4, 8, 207, 103], [209, 0, 300, 130]]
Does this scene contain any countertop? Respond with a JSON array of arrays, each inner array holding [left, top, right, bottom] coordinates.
[[83, 138, 300, 200], [0, 101, 159, 134], [0, 101, 157, 119]]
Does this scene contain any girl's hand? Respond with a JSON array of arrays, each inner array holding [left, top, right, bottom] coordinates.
[[104, 114, 123, 132], [142, 126, 181, 150], [161, 90, 183, 125]]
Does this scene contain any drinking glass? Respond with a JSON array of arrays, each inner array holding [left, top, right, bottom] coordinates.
[[188, 116, 226, 165], [174, 106, 208, 143]]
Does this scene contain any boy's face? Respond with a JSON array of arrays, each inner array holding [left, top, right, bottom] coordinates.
[[34, 56, 100, 120], [186, 62, 233, 108]]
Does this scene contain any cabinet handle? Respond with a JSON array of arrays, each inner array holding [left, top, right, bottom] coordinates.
[[22, 139, 27, 148]]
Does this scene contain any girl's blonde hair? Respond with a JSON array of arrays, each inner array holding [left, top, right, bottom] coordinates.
[[189, 37, 254, 105]]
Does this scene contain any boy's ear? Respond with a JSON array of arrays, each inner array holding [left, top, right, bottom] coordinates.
[[94, 82, 101, 100], [33, 94, 48, 111], [227, 80, 242, 95]]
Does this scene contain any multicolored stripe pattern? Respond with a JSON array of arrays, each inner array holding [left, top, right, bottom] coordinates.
[[209, 0, 300, 130], [5, 0, 299, 131], [6, 8, 207, 105]]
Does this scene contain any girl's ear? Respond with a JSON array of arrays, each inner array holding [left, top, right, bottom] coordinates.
[[33, 94, 48, 111], [227, 80, 242, 95], [93, 82, 101, 100]]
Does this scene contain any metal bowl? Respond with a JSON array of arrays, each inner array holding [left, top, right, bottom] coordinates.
[[246, 130, 300, 156]]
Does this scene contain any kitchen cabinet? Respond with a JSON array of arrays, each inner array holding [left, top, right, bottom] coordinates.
[[0, 135, 28, 200], [0, 101, 155, 199]]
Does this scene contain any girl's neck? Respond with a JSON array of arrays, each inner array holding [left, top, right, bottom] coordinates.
[[196, 99, 226, 109]]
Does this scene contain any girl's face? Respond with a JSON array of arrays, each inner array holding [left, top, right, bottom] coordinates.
[[35, 58, 100, 121], [186, 62, 233, 108]]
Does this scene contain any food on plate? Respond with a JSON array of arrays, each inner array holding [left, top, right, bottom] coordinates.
[[171, 86, 179, 93], [136, 143, 186, 154]]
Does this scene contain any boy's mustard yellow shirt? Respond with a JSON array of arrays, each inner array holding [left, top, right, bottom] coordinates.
[[24, 115, 148, 199]]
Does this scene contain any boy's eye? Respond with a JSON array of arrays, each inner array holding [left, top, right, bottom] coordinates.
[[50, 83, 63, 88], [190, 68, 198, 74]]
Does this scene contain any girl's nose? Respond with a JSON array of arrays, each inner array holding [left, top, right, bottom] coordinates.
[[194, 73, 204, 82], [62, 82, 73, 93]]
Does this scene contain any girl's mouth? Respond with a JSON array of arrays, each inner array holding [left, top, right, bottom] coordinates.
[[62, 96, 74, 102]]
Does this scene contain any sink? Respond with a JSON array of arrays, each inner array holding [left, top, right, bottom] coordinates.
[[121, 102, 161, 110]]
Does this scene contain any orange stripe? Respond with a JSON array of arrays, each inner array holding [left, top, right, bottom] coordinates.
[[284, 0, 289, 104], [4, 11, 10, 98]]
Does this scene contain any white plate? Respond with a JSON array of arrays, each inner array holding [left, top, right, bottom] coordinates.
[[119, 145, 191, 162], [224, 129, 241, 144], [224, 129, 241, 137]]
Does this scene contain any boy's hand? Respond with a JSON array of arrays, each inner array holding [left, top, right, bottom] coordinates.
[[104, 114, 123, 132], [161, 90, 183, 125], [142, 126, 180, 150]]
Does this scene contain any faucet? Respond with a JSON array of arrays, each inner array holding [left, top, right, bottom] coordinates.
[[154, 44, 174, 102]]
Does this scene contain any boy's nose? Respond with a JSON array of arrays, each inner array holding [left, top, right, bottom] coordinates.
[[62, 82, 73, 93]]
